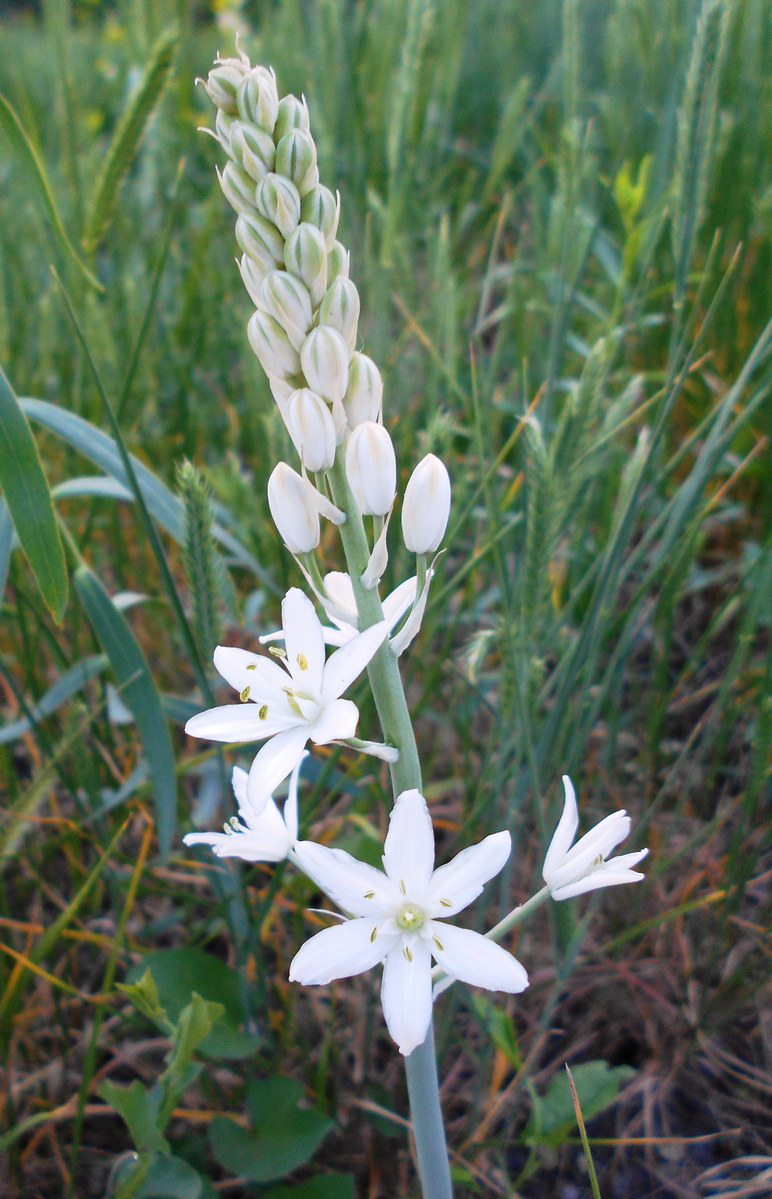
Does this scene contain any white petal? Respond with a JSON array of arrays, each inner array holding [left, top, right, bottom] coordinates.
[[245, 726, 310, 815], [424, 831, 511, 917], [281, 588, 325, 692], [381, 576, 418, 630], [381, 938, 433, 1056], [542, 775, 579, 880], [232, 765, 249, 806], [183, 826, 290, 862], [382, 789, 435, 898], [322, 571, 357, 622], [309, 697, 359, 744], [429, 922, 528, 993], [213, 645, 290, 703], [546, 810, 631, 891], [321, 620, 388, 700], [321, 625, 355, 646], [289, 918, 397, 985], [550, 851, 648, 901], [361, 507, 391, 590], [389, 566, 433, 658], [185, 703, 296, 743], [294, 840, 396, 916], [283, 751, 307, 843]]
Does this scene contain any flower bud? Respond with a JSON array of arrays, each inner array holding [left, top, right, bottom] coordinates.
[[326, 240, 349, 285], [237, 254, 268, 309], [402, 454, 451, 554], [300, 185, 340, 251], [285, 389, 336, 472], [343, 352, 383, 427], [275, 129, 318, 197], [236, 211, 285, 273], [230, 121, 275, 182], [318, 276, 359, 356], [273, 94, 310, 144], [284, 223, 327, 308], [261, 270, 313, 352], [346, 422, 396, 516], [215, 109, 235, 156], [267, 463, 320, 554], [300, 326, 349, 406], [247, 311, 301, 380], [256, 173, 301, 239], [237, 66, 279, 134], [219, 162, 256, 215], [204, 62, 245, 113]]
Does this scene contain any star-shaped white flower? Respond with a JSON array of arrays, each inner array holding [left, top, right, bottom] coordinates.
[[185, 588, 388, 815], [290, 789, 528, 1056], [261, 571, 417, 649], [543, 776, 649, 901], [182, 756, 303, 863]]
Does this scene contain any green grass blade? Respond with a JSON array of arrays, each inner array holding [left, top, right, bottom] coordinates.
[[0, 367, 68, 623], [74, 564, 177, 857]]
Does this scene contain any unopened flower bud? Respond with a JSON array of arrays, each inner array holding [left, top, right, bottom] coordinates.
[[261, 271, 313, 352], [248, 311, 301, 380], [237, 254, 268, 309], [256, 173, 301, 238], [285, 389, 336, 472], [346, 422, 396, 517], [343, 353, 383, 427], [236, 211, 285, 273], [300, 326, 349, 406], [275, 129, 317, 197], [273, 94, 310, 144], [230, 121, 275, 182], [318, 277, 359, 356], [326, 240, 349, 285], [219, 162, 256, 214], [237, 66, 279, 134], [204, 62, 245, 113], [267, 462, 320, 554], [215, 109, 235, 156], [284, 223, 327, 308], [300, 185, 340, 251], [402, 454, 451, 554]]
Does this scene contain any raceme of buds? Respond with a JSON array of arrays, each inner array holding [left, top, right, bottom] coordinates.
[[236, 211, 285, 273], [300, 326, 349, 406], [319, 277, 360, 356], [326, 241, 349, 285], [261, 271, 313, 352], [238, 254, 268, 309], [345, 421, 397, 517], [275, 129, 318, 197], [257, 173, 301, 238], [204, 61, 246, 113], [301, 185, 340, 251], [402, 454, 451, 554], [284, 224, 327, 308], [248, 311, 301, 380], [237, 66, 279, 133], [267, 463, 320, 554], [219, 162, 256, 214], [273, 94, 310, 144], [285, 389, 336, 472], [343, 353, 383, 428], [230, 121, 276, 182]]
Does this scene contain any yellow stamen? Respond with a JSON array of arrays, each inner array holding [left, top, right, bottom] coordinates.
[[246, 663, 257, 671], [297, 653, 308, 670], [403, 945, 413, 962], [364, 890, 375, 899], [370, 926, 378, 942], [258, 704, 268, 720], [240, 686, 251, 702], [433, 936, 444, 951], [399, 879, 406, 895], [439, 898, 451, 907]]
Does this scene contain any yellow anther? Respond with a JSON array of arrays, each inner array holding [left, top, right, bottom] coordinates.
[[258, 704, 268, 720], [240, 686, 251, 702], [297, 653, 308, 670], [269, 645, 287, 659], [399, 879, 406, 895], [370, 926, 378, 942], [403, 945, 413, 962], [364, 890, 375, 899], [439, 898, 451, 908], [433, 936, 444, 951], [246, 663, 257, 671]]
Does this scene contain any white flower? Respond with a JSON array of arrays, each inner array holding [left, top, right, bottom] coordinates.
[[290, 789, 528, 1056], [185, 588, 388, 816], [267, 462, 320, 554], [183, 756, 304, 863], [345, 421, 396, 516], [543, 776, 649, 901], [260, 571, 417, 648], [402, 454, 451, 554]]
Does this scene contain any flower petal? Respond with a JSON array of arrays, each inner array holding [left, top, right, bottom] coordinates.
[[381, 938, 433, 1056], [546, 810, 631, 891], [183, 824, 291, 862], [294, 840, 396, 916], [232, 765, 249, 807], [321, 620, 388, 701], [245, 726, 310, 815], [213, 645, 289, 703], [283, 752, 307, 844], [309, 697, 359, 744], [185, 703, 295, 743], [322, 571, 357, 624], [289, 918, 397, 985], [542, 775, 579, 881], [282, 588, 325, 692], [382, 789, 435, 898], [424, 831, 510, 917], [382, 576, 418, 630], [550, 850, 648, 901], [428, 922, 528, 993]]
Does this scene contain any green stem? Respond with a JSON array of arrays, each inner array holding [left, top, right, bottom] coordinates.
[[327, 448, 452, 1199]]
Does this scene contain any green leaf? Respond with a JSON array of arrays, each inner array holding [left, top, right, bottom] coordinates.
[[167, 993, 225, 1078], [99, 1079, 169, 1154], [0, 368, 68, 623], [74, 566, 177, 856], [525, 1060, 636, 1147], [472, 996, 522, 1069], [111, 1152, 204, 1199], [0, 93, 102, 291], [0, 499, 13, 604], [262, 1174, 356, 1199], [209, 1077, 334, 1183], [118, 968, 173, 1031], [0, 654, 107, 744]]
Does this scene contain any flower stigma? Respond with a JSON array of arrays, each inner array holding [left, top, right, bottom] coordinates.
[[396, 903, 426, 932]]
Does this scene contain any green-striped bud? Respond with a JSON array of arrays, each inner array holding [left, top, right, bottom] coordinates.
[[326, 240, 349, 286], [285, 388, 336, 472], [273, 94, 310, 145], [300, 185, 340, 251], [230, 121, 276, 182], [284, 223, 327, 308], [237, 66, 279, 134], [215, 109, 235, 156], [237, 254, 268, 309], [204, 62, 245, 114], [219, 162, 257, 214], [247, 311, 301, 380], [343, 352, 383, 428], [318, 276, 359, 357], [300, 326, 349, 406], [236, 211, 285, 273], [275, 129, 318, 197], [256, 173, 301, 239], [261, 270, 313, 352]]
